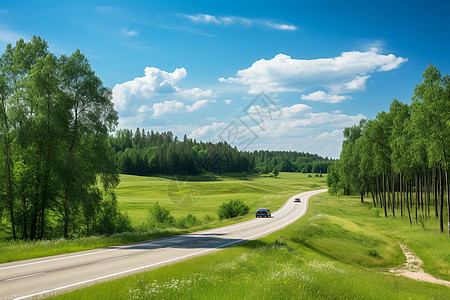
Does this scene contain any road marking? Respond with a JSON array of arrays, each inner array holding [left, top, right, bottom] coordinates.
[[98, 256, 128, 263], [0, 249, 116, 271], [5, 272, 45, 282], [14, 189, 326, 300]]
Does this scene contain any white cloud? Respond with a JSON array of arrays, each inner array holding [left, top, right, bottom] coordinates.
[[112, 67, 213, 113], [182, 14, 297, 31], [267, 23, 297, 31], [313, 129, 343, 141], [190, 122, 227, 139], [223, 99, 233, 104], [152, 99, 214, 118], [152, 100, 186, 117], [178, 88, 213, 100], [121, 27, 138, 36], [301, 91, 351, 103], [220, 49, 406, 95]]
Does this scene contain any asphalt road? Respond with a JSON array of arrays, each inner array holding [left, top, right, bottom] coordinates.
[[0, 189, 327, 299]]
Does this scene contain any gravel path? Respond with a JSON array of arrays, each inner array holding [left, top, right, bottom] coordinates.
[[389, 243, 450, 288]]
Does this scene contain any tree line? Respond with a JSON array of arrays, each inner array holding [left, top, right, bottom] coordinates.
[[108, 129, 333, 175], [327, 65, 449, 237], [0, 37, 130, 240]]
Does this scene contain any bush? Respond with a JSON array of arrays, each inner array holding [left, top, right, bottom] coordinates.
[[176, 214, 201, 229], [217, 199, 250, 220], [147, 202, 175, 229], [93, 191, 133, 235], [203, 214, 216, 223]]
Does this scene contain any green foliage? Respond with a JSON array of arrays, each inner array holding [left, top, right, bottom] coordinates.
[[176, 214, 201, 229], [93, 192, 132, 235], [109, 130, 333, 176], [147, 202, 175, 229], [0, 36, 119, 240], [272, 166, 279, 177], [328, 64, 450, 236], [217, 199, 250, 220]]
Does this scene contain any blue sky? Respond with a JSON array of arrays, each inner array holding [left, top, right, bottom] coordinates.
[[1, 0, 449, 158]]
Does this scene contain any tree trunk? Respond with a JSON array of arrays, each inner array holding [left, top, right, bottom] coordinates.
[[443, 153, 449, 239], [400, 173, 403, 217], [64, 182, 69, 238], [391, 163, 395, 217], [376, 175, 382, 208], [371, 189, 376, 207], [415, 171, 418, 223], [433, 167, 438, 218], [383, 170, 387, 217], [439, 168, 444, 233], [360, 190, 364, 203], [406, 176, 412, 226]]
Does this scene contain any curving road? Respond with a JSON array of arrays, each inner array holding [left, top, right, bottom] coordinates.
[[0, 189, 327, 299]]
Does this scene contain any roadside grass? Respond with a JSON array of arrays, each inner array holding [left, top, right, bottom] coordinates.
[[0, 172, 326, 263], [52, 192, 450, 299]]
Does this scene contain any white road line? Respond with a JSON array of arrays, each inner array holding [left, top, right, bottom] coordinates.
[[14, 189, 326, 300], [5, 272, 45, 282], [0, 249, 116, 271], [98, 256, 128, 263]]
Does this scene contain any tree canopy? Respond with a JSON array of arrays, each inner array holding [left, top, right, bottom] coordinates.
[[328, 65, 449, 237], [0, 36, 128, 239]]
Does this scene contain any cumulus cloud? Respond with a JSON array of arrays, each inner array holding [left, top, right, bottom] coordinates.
[[152, 99, 214, 118], [190, 122, 227, 139], [220, 49, 406, 95], [301, 91, 351, 103], [313, 129, 342, 141], [112, 66, 214, 113], [182, 14, 297, 31]]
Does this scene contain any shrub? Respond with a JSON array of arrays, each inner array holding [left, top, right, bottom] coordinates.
[[217, 199, 250, 220], [93, 191, 133, 235], [203, 214, 216, 223], [147, 202, 175, 229], [272, 166, 279, 177], [176, 214, 201, 229]]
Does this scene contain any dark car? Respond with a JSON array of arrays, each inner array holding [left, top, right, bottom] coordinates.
[[256, 208, 271, 218], [294, 198, 301, 202]]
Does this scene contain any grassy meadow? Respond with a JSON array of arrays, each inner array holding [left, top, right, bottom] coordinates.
[[116, 172, 327, 226], [53, 187, 450, 299]]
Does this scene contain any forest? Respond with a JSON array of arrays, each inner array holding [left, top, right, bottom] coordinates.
[[108, 129, 333, 175], [327, 65, 449, 237], [0, 37, 130, 240]]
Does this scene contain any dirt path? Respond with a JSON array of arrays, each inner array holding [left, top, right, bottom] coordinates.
[[389, 243, 450, 288]]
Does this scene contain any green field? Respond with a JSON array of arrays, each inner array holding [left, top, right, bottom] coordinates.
[[116, 172, 327, 226], [54, 182, 450, 299], [0, 173, 326, 263]]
